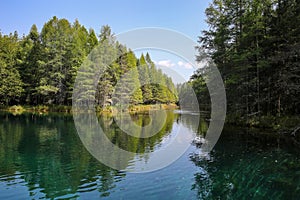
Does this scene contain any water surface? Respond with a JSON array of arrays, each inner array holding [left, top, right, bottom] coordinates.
[[0, 111, 299, 199]]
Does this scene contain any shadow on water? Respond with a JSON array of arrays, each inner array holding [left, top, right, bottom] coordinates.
[[190, 126, 300, 200]]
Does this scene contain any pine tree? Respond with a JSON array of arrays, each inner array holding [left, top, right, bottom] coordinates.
[[137, 54, 152, 104], [194, 0, 300, 117], [0, 17, 178, 108], [114, 51, 143, 106]]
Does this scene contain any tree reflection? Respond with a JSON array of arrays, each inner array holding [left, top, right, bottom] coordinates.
[[0, 111, 179, 198], [179, 113, 208, 136], [99, 111, 177, 154], [0, 113, 124, 198]]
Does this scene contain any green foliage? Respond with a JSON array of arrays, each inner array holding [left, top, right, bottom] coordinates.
[[192, 0, 300, 118], [0, 34, 24, 105], [113, 51, 143, 106], [137, 54, 152, 103], [0, 17, 177, 108]]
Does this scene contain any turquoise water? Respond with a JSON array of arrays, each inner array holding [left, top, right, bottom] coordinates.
[[0, 111, 299, 199]]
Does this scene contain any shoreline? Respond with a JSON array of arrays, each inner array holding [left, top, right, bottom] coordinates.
[[1, 104, 179, 115], [225, 114, 300, 140], [2, 105, 299, 140]]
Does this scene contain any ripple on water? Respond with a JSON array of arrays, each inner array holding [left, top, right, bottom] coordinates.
[[0, 171, 28, 186], [77, 181, 98, 193]]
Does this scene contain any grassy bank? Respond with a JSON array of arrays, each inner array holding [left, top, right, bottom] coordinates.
[[4, 105, 73, 114], [97, 104, 178, 114], [226, 113, 300, 138]]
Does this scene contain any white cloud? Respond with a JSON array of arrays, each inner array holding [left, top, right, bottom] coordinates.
[[154, 60, 195, 70], [177, 61, 193, 69], [155, 60, 176, 68]]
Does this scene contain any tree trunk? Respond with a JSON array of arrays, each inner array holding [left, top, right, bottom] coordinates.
[[256, 27, 260, 114], [278, 95, 281, 117]]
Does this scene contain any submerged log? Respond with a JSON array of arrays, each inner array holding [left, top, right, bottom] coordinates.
[[291, 126, 300, 136]]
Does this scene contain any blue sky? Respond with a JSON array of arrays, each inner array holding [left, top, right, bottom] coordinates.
[[0, 0, 211, 82]]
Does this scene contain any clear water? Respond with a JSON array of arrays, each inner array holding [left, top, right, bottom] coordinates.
[[0, 111, 299, 199]]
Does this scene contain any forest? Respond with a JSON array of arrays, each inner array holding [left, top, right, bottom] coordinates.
[[186, 0, 300, 125], [1, 0, 299, 121], [0, 16, 177, 108], [2, 1, 300, 199]]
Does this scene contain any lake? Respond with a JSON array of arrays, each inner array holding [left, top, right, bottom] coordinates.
[[0, 111, 299, 199]]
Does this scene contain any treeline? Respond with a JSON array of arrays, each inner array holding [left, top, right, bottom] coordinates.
[[189, 0, 300, 117], [0, 16, 177, 107]]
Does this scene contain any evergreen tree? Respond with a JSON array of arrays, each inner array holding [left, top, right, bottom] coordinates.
[[137, 54, 152, 104], [0, 17, 178, 108], [113, 51, 143, 106], [0, 33, 24, 105], [193, 0, 300, 117], [19, 24, 43, 104]]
